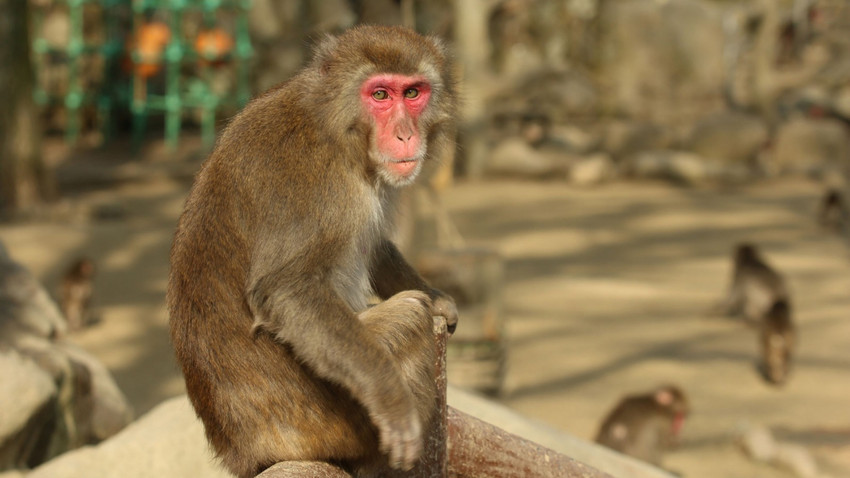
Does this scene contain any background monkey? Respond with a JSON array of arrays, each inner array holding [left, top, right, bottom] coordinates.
[[714, 243, 789, 324], [758, 299, 796, 386], [167, 26, 458, 478], [817, 188, 847, 232], [595, 385, 689, 467], [60, 257, 95, 331]]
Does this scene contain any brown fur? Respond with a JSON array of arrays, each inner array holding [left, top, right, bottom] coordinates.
[[818, 189, 847, 232], [167, 26, 457, 478], [758, 299, 796, 386], [595, 385, 689, 466], [715, 242, 789, 324], [60, 257, 95, 331]]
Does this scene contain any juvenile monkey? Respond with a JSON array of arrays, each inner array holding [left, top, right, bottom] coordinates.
[[758, 299, 796, 386], [60, 257, 95, 331], [714, 243, 789, 324], [595, 385, 689, 467], [167, 26, 458, 478]]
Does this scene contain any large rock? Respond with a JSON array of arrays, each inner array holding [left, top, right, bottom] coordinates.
[[0, 242, 132, 471], [0, 243, 67, 343], [686, 112, 769, 164], [0, 350, 57, 470], [625, 150, 716, 186], [738, 425, 821, 478], [489, 69, 599, 125], [602, 120, 671, 160], [568, 153, 617, 187], [57, 343, 134, 442], [771, 117, 850, 176], [485, 138, 568, 179], [26, 396, 230, 478]]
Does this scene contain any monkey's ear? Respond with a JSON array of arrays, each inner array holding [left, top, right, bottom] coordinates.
[[313, 34, 340, 76], [427, 35, 449, 56]]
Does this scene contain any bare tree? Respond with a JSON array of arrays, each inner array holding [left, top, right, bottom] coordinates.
[[0, 1, 53, 217]]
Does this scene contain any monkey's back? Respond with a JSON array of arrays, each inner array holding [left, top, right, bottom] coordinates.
[[736, 254, 788, 321], [166, 81, 383, 477], [595, 396, 675, 465]]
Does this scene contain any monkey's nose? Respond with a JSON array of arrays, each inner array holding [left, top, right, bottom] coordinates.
[[396, 134, 413, 143]]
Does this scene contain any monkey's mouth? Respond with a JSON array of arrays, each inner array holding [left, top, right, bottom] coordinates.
[[387, 158, 420, 176]]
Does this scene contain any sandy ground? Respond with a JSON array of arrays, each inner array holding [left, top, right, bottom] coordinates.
[[1, 147, 849, 477]]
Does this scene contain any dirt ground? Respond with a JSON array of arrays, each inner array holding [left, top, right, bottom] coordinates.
[[1, 145, 849, 478]]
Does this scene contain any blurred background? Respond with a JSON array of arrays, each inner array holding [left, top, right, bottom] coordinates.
[[0, 0, 849, 477]]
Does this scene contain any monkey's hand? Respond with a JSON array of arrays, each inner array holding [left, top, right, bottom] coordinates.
[[375, 404, 423, 471], [359, 290, 435, 470], [429, 288, 458, 335]]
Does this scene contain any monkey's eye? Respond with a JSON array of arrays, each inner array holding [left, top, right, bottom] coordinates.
[[372, 90, 389, 100], [404, 88, 419, 99]]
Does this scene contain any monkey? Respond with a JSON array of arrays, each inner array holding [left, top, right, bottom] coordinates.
[[519, 112, 552, 147], [712, 243, 789, 325], [817, 188, 847, 232], [60, 257, 95, 331], [758, 299, 796, 386], [166, 25, 458, 478], [595, 385, 689, 467]]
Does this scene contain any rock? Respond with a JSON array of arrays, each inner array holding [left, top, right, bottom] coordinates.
[[549, 125, 601, 155], [602, 120, 671, 160], [0, 350, 57, 470], [775, 443, 819, 478], [57, 343, 134, 442], [739, 424, 777, 462], [490, 69, 599, 123], [626, 150, 715, 185], [738, 424, 822, 478], [686, 112, 769, 164], [569, 153, 616, 186], [485, 138, 563, 179], [0, 241, 132, 470], [0, 243, 67, 343], [771, 117, 850, 176], [26, 396, 231, 478]]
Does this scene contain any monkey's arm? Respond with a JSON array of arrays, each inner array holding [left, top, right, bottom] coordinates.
[[247, 261, 408, 399], [247, 261, 426, 467], [370, 238, 458, 330]]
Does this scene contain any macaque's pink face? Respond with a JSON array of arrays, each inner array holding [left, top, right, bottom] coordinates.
[[361, 74, 432, 184]]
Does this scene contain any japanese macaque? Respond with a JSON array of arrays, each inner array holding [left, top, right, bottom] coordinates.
[[817, 189, 847, 232], [713, 243, 789, 324], [758, 299, 796, 386], [60, 257, 95, 331], [167, 25, 458, 478], [595, 385, 689, 467]]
